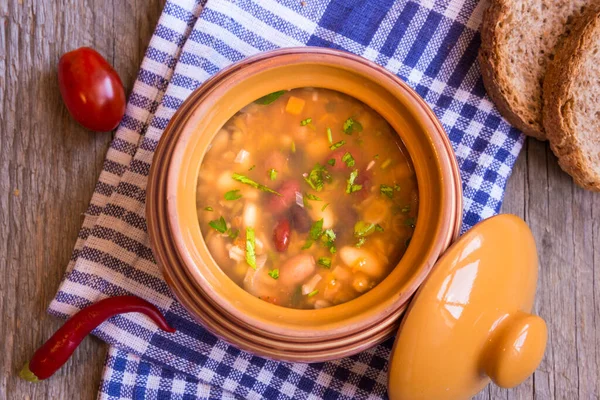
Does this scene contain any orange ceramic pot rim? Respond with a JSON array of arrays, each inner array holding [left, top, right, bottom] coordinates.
[[150, 48, 462, 343]]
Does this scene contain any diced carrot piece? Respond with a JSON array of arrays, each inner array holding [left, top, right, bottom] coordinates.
[[285, 96, 305, 115]]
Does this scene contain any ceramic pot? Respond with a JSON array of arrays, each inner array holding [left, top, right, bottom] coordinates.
[[147, 47, 462, 362]]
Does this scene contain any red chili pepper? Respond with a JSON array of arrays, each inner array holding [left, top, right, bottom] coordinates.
[[20, 295, 176, 382]]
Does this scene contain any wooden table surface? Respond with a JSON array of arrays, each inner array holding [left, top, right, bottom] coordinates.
[[1, 1, 598, 399]]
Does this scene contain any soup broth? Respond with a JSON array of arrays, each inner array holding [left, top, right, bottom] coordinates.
[[197, 88, 418, 309]]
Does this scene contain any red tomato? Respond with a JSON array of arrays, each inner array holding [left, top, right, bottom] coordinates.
[[58, 47, 126, 132]]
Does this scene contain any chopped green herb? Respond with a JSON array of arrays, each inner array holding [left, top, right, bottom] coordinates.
[[291, 141, 296, 153], [375, 224, 384, 232], [208, 216, 227, 233], [326, 127, 333, 144], [268, 269, 280, 280], [343, 117, 363, 134], [245, 227, 256, 269], [301, 241, 313, 250], [374, 154, 380, 160], [327, 158, 336, 166], [380, 158, 392, 169], [342, 152, 355, 168], [309, 219, 324, 240], [356, 237, 367, 248], [232, 173, 281, 196], [401, 205, 411, 213], [304, 163, 331, 192], [354, 221, 377, 237], [204, 207, 214, 211], [248, 165, 256, 171], [346, 170, 363, 194], [329, 245, 337, 254], [269, 168, 277, 181], [321, 203, 330, 211], [329, 140, 346, 150], [305, 193, 322, 201], [228, 228, 240, 240], [318, 257, 332, 269], [405, 217, 416, 228], [300, 117, 312, 126], [308, 289, 319, 297], [224, 189, 243, 201], [255, 90, 285, 105], [380, 184, 394, 199], [321, 229, 336, 254]]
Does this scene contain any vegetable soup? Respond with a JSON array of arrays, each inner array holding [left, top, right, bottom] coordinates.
[[197, 88, 418, 309]]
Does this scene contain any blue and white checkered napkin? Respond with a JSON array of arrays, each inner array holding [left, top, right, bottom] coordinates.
[[49, 0, 523, 398]]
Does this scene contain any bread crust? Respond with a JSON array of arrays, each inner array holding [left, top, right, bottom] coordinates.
[[543, 7, 600, 191], [478, 0, 547, 140]]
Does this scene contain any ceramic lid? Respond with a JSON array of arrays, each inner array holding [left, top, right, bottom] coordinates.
[[388, 214, 547, 400]]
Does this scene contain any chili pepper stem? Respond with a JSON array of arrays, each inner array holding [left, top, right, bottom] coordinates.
[[19, 362, 39, 382]]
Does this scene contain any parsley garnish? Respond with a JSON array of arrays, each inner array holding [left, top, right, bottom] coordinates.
[[301, 117, 312, 126], [342, 152, 355, 168], [346, 170, 362, 194], [329, 140, 346, 150], [318, 257, 331, 268], [204, 207, 214, 211], [224, 189, 242, 201], [380, 184, 394, 199], [228, 229, 240, 240], [255, 90, 285, 105], [246, 227, 256, 269], [303, 219, 324, 249], [354, 221, 383, 239], [374, 154, 380, 160], [326, 127, 333, 144], [208, 216, 227, 233], [304, 163, 331, 192], [269, 168, 277, 181], [268, 269, 279, 279], [343, 117, 363, 134], [232, 173, 281, 195], [308, 289, 319, 297], [355, 237, 366, 248], [321, 229, 337, 254], [327, 158, 336, 166], [321, 203, 330, 211], [305, 193, 322, 201]]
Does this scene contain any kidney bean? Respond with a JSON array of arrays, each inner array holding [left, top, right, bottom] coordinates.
[[290, 205, 311, 233], [268, 180, 301, 214], [354, 170, 372, 200], [273, 218, 291, 252]]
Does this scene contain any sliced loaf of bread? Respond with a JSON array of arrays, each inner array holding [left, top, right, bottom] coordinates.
[[479, 0, 596, 139], [543, 7, 600, 191]]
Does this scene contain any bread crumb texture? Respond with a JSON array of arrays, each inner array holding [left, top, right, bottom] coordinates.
[[479, 0, 595, 139], [544, 7, 600, 191]]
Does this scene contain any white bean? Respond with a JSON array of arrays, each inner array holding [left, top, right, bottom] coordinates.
[[339, 246, 384, 278], [279, 254, 316, 286]]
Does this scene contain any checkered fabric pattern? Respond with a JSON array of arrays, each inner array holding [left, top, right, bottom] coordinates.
[[48, 0, 524, 399]]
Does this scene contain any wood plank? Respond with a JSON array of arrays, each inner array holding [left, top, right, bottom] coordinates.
[[0, 0, 164, 399]]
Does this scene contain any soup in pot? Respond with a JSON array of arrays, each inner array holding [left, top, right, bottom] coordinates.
[[197, 88, 418, 309]]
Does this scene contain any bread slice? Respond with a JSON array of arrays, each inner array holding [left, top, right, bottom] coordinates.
[[479, 0, 594, 140], [543, 7, 600, 191]]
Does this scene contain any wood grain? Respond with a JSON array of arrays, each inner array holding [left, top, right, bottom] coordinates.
[[0, 1, 164, 399], [1, 1, 598, 399]]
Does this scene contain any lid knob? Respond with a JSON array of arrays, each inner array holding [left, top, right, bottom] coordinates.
[[482, 311, 547, 388]]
